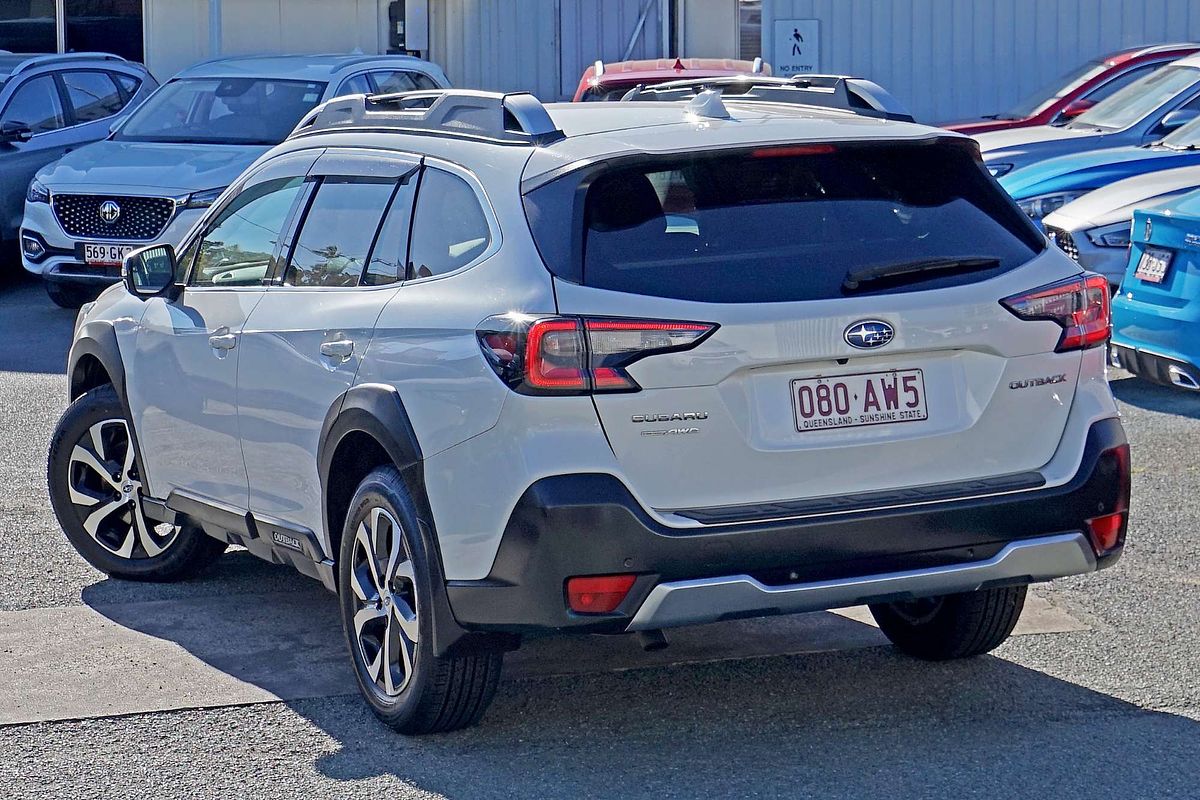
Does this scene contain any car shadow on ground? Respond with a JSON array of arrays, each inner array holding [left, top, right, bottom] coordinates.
[[81, 562, 1199, 799], [1110, 373, 1200, 420], [0, 275, 76, 374]]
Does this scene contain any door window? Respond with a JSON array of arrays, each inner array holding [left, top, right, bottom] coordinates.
[[191, 177, 306, 287], [372, 70, 440, 93], [407, 169, 492, 279], [1, 75, 66, 133], [363, 179, 418, 286], [336, 74, 374, 96], [62, 70, 125, 123], [283, 179, 397, 287]]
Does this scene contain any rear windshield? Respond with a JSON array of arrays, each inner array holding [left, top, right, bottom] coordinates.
[[523, 139, 1043, 303]]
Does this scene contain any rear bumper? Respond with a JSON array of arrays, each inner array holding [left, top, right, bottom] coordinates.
[[1109, 341, 1200, 390], [444, 417, 1128, 634], [628, 533, 1094, 630]]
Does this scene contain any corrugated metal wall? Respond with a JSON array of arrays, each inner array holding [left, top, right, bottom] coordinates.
[[763, 0, 1200, 123], [429, 0, 664, 100]]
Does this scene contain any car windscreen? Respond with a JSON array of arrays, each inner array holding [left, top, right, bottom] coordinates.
[[523, 139, 1044, 304], [113, 77, 327, 145], [1005, 59, 1105, 119], [1071, 65, 1199, 131]]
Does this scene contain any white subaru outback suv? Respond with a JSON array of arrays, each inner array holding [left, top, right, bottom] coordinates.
[[49, 78, 1130, 735]]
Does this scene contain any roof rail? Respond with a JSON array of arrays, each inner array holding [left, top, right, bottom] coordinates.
[[291, 89, 566, 145], [620, 74, 914, 122], [12, 52, 127, 74]]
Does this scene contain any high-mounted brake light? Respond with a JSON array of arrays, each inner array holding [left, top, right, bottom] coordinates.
[[1000, 273, 1110, 353], [751, 144, 837, 158], [477, 315, 717, 395]]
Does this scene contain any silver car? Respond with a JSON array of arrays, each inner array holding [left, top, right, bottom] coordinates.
[[1044, 165, 1200, 287]]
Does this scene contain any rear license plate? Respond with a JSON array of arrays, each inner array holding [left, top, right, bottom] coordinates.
[[82, 242, 135, 266], [792, 369, 927, 432], [1134, 246, 1173, 284]]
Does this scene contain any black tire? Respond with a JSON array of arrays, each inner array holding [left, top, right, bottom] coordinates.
[[869, 585, 1027, 660], [48, 384, 226, 580], [338, 465, 502, 734], [45, 281, 95, 309]]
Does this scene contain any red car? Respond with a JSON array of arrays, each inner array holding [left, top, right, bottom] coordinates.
[[943, 43, 1200, 135], [572, 57, 770, 102]]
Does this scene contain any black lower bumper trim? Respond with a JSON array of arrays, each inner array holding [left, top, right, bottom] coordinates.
[[445, 417, 1127, 634]]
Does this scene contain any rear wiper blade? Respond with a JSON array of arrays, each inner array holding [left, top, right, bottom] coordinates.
[[842, 257, 1001, 292]]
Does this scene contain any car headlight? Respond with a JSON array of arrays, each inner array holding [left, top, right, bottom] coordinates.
[[27, 178, 49, 204], [1085, 220, 1133, 248], [987, 163, 1015, 178], [182, 187, 227, 209], [1016, 190, 1090, 221]]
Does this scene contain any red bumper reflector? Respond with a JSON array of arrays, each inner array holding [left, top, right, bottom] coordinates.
[[1086, 511, 1126, 555], [566, 574, 637, 614]]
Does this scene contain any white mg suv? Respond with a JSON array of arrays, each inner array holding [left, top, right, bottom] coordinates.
[[48, 78, 1130, 734]]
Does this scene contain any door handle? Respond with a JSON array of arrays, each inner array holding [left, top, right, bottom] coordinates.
[[208, 333, 237, 351], [320, 339, 355, 360]]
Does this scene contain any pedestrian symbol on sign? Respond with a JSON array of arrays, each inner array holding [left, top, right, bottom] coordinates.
[[774, 19, 819, 76]]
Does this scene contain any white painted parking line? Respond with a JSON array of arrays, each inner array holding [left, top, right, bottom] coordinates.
[[0, 590, 1086, 726]]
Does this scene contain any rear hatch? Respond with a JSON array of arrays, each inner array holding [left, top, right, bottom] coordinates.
[[523, 138, 1090, 515]]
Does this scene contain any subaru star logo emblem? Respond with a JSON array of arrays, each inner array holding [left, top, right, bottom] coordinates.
[[99, 200, 121, 224], [1144, 218, 1153, 241], [844, 320, 895, 350]]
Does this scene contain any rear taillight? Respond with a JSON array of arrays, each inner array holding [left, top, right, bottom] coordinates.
[[477, 315, 716, 395], [1000, 273, 1111, 353]]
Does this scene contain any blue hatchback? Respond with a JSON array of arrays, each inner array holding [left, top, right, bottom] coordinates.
[[1110, 187, 1200, 390], [1000, 113, 1200, 224]]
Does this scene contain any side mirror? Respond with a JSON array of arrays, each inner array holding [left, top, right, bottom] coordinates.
[[1059, 98, 1095, 120], [1157, 109, 1200, 134], [0, 120, 32, 143], [123, 244, 180, 300]]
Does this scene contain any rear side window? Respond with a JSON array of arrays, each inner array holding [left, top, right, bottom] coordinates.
[[61, 71, 124, 122], [373, 70, 439, 93], [408, 169, 491, 278], [524, 140, 1043, 303], [114, 73, 142, 96], [283, 179, 397, 287]]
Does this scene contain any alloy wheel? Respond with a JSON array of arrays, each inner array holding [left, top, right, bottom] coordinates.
[[65, 418, 177, 559], [350, 506, 420, 697], [888, 596, 945, 625]]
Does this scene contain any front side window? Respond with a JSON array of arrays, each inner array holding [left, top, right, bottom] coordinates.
[[61, 70, 124, 123], [1, 75, 65, 133], [408, 169, 491, 279], [283, 179, 397, 287], [191, 177, 305, 287], [114, 78, 327, 145], [1073, 66, 1200, 131]]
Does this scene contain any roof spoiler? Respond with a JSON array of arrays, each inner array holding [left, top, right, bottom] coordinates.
[[291, 89, 565, 146], [620, 74, 914, 122]]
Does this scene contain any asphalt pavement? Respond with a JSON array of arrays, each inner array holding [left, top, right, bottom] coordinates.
[[0, 275, 1196, 799]]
